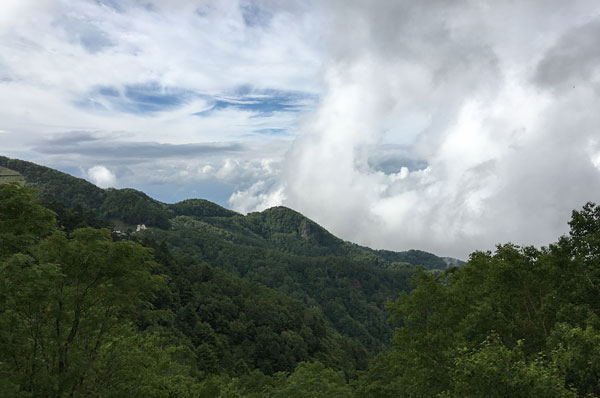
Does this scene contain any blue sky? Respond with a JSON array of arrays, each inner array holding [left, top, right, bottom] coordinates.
[[2, 0, 600, 258]]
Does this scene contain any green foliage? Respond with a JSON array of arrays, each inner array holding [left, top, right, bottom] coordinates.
[[100, 188, 170, 229], [0, 228, 165, 396], [356, 202, 600, 397], [374, 248, 450, 270], [0, 157, 171, 229], [548, 321, 600, 396], [0, 156, 105, 212], [145, 240, 369, 378], [92, 332, 199, 398], [169, 198, 238, 218], [243, 206, 347, 256], [443, 336, 575, 398], [0, 180, 372, 392], [144, 223, 411, 351], [193, 362, 355, 398], [134, 205, 445, 351], [0, 157, 450, 351], [37, 197, 111, 232], [0, 155, 453, 263], [0, 183, 56, 258], [269, 361, 355, 398], [0, 186, 196, 397], [8, 157, 600, 396], [568, 202, 600, 301]]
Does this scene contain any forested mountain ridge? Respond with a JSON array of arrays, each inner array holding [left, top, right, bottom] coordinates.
[[0, 183, 369, 397], [0, 156, 457, 350], [0, 156, 106, 210], [2, 156, 600, 396], [0, 156, 455, 268]]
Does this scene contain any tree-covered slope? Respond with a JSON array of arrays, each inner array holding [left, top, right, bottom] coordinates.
[[0, 156, 455, 266], [4, 159, 600, 396], [0, 156, 171, 229], [373, 248, 454, 270], [0, 183, 369, 397], [0, 156, 105, 211], [145, 239, 368, 378], [169, 198, 239, 218], [142, 220, 411, 351], [0, 156, 456, 351], [353, 203, 600, 397]]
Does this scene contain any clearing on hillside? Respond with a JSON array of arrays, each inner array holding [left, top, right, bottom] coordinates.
[[0, 166, 25, 184]]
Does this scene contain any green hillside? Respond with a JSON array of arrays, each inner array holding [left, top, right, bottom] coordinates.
[[2, 159, 600, 396], [0, 156, 455, 351], [0, 156, 456, 263], [0, 166, 25, 185], [373, 248, 461, 270], [0, 183, 368, 397]]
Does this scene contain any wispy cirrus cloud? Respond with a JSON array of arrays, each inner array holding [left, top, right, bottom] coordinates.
[[77, 83, 198, 114], [194, 88, 316, 118], [0, 0, 320, 204]]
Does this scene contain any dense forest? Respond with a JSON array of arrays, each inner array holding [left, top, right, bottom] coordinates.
[[0, 156, 449, 350], [1, 157, 600, 396]]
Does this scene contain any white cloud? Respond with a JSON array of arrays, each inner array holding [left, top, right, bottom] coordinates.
[[231, 0, 600, 258], [229, 180, 284, 214], [0, 0, 321, 147], [87, 165, 116, 188]]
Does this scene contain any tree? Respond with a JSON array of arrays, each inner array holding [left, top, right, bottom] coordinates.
[[0, 195, 164, 397], [548, 322, 600, 396], [0, 183, 55, 258], [269, 361, 354, 398], [442, 335, 575, 398]]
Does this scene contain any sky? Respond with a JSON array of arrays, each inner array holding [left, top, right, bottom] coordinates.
[[2, 0, 600, 258]]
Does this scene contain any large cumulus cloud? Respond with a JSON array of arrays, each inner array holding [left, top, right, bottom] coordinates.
[[231, 0, 600, 258]]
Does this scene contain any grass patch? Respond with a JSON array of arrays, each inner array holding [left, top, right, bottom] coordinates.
[[0, 166, 25, 184]]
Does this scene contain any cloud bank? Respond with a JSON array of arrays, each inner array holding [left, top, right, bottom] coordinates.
[[231, 0, 600, 258]]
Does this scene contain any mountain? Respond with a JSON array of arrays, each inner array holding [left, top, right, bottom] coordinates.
[[0, 156, 457, 350], [0, 156, 458, 264], [373, 248, 466, 270], [3, 155, 599, 397], [0, 181, 370, 397]]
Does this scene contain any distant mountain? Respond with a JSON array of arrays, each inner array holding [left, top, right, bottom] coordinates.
[[0, 155, 460, 267], [0, 155, 460, 350], [373, 248, 465, 270], [0, 177, 370, 386]]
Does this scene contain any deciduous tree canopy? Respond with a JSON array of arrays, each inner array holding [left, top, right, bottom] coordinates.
[[3, 159, 600, 397]]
